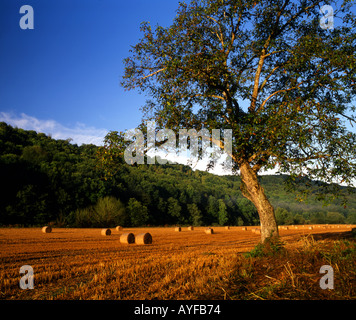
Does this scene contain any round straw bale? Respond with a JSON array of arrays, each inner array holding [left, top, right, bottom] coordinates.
[[135, 233, 152, 245], [116, 226, 123, 231], [205, 227, 214, 234], [252, 228, 261, 234], [42, 226, 52, 233], [120, 233, 135, 244], [187, 226, 194, 231], [175, 227, 181, 232], [101, 228, 111, 236], [225, 226, 230, 230], [241, 227, 247, 231]]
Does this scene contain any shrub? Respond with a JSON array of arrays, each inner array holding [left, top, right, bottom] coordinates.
[[244, 236, 286, 258], [72, 196, 127, 227]]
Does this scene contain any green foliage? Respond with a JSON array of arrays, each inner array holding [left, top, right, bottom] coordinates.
[[127, 198, 149, 227], [244, 236, 286, 258], [167, 197, 182, 221], [60, 197, 126, 228], [94, 196, 127, 227], [218, 199, 228, 226], [187, 203, 203, 226], [1, 122, 355, 228], [326, 212, 346, 224], [275, 207, 294, 225]]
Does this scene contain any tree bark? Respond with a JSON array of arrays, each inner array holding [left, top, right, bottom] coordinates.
[[239, 161, 279, 243]]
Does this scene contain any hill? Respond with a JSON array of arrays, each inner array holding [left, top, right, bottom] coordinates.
[[1, 122, 355, 227]]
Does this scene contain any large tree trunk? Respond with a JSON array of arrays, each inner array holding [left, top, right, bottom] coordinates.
[[239, 162, 279, 243]]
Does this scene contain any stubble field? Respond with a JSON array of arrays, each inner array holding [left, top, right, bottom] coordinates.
[[0, 225, 355, 300]]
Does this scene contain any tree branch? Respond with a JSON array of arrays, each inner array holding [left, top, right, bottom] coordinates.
[[260, 80, 305, 110], [142, 68, 166, 80]]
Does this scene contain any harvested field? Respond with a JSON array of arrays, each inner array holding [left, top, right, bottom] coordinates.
[[0, 225, 355, 300]]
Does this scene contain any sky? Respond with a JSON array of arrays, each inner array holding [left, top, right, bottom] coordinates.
[[0, 0, 185, 145]]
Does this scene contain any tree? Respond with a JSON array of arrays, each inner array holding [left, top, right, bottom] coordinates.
[[325, 211, 345, 224], [167, 197, 182, 222], [127, 198, 149, 227], [346, 210, 356, 224], [310, 211, 326, 224], [122, 0, 356, 242], [206, 195, 219, 220], [275, 207, 294, 225], [293, 213, 305, 225], [94, 196, 127, 227], [187, 203, 203, 226], [218, 199, 229, 225]]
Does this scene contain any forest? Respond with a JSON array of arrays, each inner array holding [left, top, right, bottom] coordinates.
[[1, 122, 356, 227]]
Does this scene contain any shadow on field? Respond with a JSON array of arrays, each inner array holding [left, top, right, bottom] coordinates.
[[311, 230, 355, 241]]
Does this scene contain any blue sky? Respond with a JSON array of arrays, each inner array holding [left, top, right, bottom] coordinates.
[[0, 0, 355, 147], [0, 0, 184, 144]]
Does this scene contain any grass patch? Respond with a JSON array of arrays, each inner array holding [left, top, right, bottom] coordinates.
[[244, 236, 286, 258]]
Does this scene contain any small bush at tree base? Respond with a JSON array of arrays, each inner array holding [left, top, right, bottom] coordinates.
[[244, 236, 286, 258]]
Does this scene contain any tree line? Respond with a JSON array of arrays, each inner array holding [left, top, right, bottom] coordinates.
[[1, 122, 355, 227]]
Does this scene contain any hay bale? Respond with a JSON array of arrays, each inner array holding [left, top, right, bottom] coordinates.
[[241, 227, 247, 231], [225, 226, 230, 230], [135, 233, 152, 245], [175, 227, 181, 232], [252, 228, 261, 234], [205, 228, 214, 234], [120, 233, 135, 244], [187, 226, 194, 231], [116, 226, 123, 231], [42, 226, 52, 233], [101, 228, 111, 236], [308, 226, 314, 230]]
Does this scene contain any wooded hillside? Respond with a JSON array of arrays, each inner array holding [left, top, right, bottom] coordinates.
[[1, 122, 355, 227]]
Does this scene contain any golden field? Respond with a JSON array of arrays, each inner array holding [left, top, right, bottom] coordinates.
[[0, 225, 355, 300]]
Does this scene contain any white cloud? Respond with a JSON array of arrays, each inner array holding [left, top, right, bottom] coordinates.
[[0, 112, 108, 146]]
